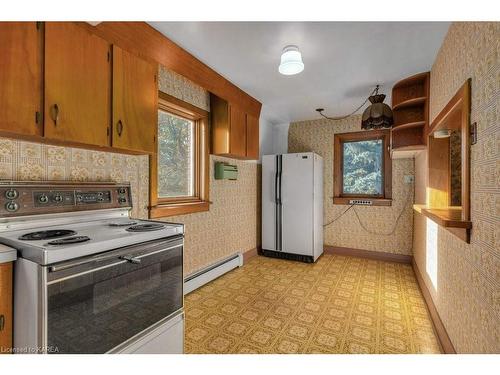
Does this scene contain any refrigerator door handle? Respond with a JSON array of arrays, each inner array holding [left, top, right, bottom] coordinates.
[[274, 169, 279, 204]]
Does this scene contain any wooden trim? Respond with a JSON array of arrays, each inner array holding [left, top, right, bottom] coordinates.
[[242, 247, 259, 264], [158, 91, 208, 119], [77, 22, 261, 117], [150, 201, 209, 218], [323, 245, 412, 264], [412, 259, 457, 354], [0, 262, 13, 354], [333, 130, 392, 201], [425, 79, 471, 241], [150, 94, 210, 218]]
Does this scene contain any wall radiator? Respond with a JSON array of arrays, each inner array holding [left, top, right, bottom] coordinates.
[[184, 253, 243, 295]]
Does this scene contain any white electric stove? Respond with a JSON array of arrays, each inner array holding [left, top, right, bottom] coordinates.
[[0, 181, 184, 354]]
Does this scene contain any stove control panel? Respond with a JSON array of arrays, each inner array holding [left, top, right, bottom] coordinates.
[[0, 182, 132, 217], [75, 191, 112, 205]]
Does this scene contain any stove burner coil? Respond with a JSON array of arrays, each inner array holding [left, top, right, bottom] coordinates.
[[125, 223, 165, 232], [19, 229, 77, 241], [109, 221, 138, 227], [47, 236, 91, 245]]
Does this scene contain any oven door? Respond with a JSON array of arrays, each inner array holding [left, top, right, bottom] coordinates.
[[45, 236, 183, 354]]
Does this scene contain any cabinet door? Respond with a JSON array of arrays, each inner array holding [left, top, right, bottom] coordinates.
[[112, 45, 157, 153], [229, 104, 246, 157], [0, 263, 13, 354], [246, 114, 259, 159], [44, 22, 111, 147], [0, 22, 42, 136]]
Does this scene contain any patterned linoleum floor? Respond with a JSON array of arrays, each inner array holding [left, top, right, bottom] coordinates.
[[184, 254, 442, 354]]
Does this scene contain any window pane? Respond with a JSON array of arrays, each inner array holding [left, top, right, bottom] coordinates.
[[342, 139, 383, 195], [157, 110, 194, 198]]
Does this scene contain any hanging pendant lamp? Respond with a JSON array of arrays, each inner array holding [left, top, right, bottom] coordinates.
[[361, 86, 394, 130]]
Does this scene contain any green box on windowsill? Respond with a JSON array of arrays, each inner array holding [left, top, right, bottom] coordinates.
[[214, 161, 238, 180]]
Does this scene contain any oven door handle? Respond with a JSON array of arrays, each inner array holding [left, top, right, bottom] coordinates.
[[47, 242, 182, 284], [48, 237, 182, 273], [120, 255, 141, 264]]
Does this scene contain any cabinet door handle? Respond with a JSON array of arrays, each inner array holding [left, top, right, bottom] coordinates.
[[51, 104, 59, 126], [117, 120, 123, 137], [0, 314, 5, 331]]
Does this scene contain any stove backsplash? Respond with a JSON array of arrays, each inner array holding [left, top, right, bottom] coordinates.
[[0, 138, 149, 219]]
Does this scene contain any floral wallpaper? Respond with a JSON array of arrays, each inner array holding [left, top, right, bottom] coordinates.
[[0, 138, 149, 219], [413, 22, 499, 353], [157, 64, 259, 275], [288, 115, 414, 255], [164, 156, 260, 275], [158, 65, 210, 111]]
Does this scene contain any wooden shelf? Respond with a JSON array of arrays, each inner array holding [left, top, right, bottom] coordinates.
[[413, 204, 472, 229], [392, 72, 429, 89], [392, 121, 425, 131], [392, 96, 427, 111]]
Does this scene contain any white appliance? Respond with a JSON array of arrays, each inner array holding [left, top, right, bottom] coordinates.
[[262, 152, 323, 262], [0, 181, 184, 354]]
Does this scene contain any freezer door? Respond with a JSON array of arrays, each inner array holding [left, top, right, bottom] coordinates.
[[281, 153, 314, 256], [262, 154, 278, 251]]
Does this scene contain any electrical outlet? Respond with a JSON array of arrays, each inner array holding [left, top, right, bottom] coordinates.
[[404, 175, 415, 184]]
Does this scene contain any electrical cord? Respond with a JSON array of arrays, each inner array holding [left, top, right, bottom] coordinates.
[[316, 85, 379, 121], [323, 204, 354, 227], [323, 187, 413, 236]]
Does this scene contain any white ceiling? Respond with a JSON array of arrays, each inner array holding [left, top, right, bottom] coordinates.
[[148, 22, 450, 124]]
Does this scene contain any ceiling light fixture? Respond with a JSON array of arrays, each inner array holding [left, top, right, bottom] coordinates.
[[315, 85, 394, 130], [279, 45, 304, 75]]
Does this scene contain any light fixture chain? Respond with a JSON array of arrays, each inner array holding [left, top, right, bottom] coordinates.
[[317, 85, 380, 121]]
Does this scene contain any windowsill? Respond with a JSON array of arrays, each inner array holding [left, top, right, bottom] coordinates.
[[332, 197, 392, 206], [149, 201, 210, 218]]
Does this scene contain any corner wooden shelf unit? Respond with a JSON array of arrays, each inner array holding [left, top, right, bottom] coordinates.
[[391, 72, 430, 154]]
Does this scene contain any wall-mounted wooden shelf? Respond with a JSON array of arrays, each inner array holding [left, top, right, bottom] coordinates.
[[391, 121, 426, 131], [391, 72, 430, 151], [413, 204, 472, 229], [392, 96, 427, 111]]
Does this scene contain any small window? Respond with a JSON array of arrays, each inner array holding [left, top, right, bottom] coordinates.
[[150, 92, 209, 218], [334, 130, 392, 206], [157, 111, 195, 198]]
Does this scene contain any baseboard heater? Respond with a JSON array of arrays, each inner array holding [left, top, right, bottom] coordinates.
[[184, 253, 243, 295]]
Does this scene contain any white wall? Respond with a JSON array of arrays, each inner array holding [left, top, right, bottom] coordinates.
[[271, 123, 290, 155]]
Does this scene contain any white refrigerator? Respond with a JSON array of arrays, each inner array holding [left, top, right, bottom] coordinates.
[[262, 152, 323, 262]]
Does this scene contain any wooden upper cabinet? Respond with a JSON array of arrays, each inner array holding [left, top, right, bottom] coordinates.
[[210, 93, 259, 159], [0, 22, 42, 136], [229, 104, 247, 157], [112, 45, 157, 153], [44, 22, 111, 147], [246, 114, 259, 160], [0, 262, 13, 354]]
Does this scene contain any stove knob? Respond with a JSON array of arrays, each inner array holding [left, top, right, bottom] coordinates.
[[118, 188, 126, 195], [38, 194, 49, 204], [118, 197, 127, 204], [5, 189, 18, 200], [53, 194, 63, 203], [5, 201, 19, 212]]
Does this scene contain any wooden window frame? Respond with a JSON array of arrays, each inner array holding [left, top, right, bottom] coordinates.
[[333, 130, 392, 206], [149, 91, 210, 218]]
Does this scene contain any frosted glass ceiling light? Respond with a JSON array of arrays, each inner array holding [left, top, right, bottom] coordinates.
[[433, 129, 452, 138], [279, 45, 304, 75]]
